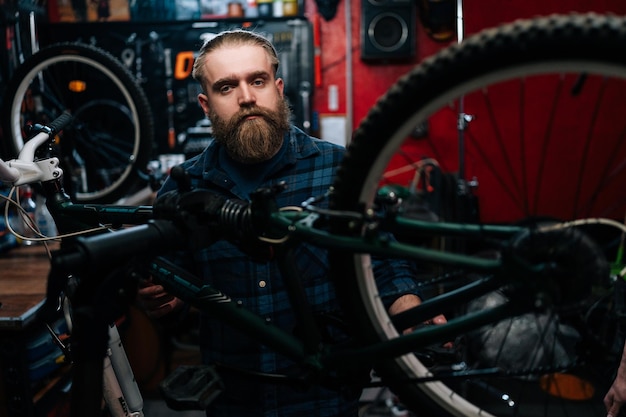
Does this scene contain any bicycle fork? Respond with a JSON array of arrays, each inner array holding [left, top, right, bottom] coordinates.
[[103, 323, 145, 417], [47, 311, 145, 416]]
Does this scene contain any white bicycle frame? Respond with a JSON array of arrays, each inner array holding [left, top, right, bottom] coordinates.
[[0, 122, 145, 417]]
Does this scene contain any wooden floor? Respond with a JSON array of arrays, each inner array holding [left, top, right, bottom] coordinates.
[[0, 243, 56, 330]]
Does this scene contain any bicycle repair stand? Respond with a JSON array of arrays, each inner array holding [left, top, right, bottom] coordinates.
[[43, 249, 224, 415]]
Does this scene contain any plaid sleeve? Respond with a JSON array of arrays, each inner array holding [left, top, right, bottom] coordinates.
[[373, 255, 422, 310]]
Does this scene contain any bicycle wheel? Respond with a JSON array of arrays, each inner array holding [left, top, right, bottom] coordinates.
[[330, 13, 626, 417], [1, 42, 154, 203]]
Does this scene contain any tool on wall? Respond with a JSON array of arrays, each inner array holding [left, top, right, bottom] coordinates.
[[313, 13, 322, 87], [164, 47, 176, 149]]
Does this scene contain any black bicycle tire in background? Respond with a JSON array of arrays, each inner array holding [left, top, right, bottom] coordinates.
[[331, 13, 626, 417], [1, 42, 154, 203]]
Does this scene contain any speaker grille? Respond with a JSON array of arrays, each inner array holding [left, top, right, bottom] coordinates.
[[361, 0, 416, 61], [368, 12, 409, 51]]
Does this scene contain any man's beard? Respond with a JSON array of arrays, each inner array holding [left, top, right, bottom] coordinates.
[[209, 97, 291, 164]]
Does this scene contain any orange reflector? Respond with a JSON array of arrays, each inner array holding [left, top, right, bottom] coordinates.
[[539, 373, 595, 401], [68, 80, 87, 92]]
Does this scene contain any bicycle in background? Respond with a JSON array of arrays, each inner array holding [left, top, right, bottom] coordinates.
[[1, 1, 155, 204]]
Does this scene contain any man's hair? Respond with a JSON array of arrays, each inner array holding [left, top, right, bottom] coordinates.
[[192, 29, 280, 90]]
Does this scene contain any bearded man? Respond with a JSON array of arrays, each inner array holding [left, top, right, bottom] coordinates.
[[138, 30, 426, 417]]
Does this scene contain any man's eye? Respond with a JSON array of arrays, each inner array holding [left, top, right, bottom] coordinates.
[[253, 79, 265, 86]]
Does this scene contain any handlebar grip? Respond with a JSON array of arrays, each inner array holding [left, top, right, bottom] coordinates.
[[51, 219, 185, 274], [48, 111, 74, 134]]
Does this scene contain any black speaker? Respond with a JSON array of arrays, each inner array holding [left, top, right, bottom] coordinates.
[[361, 0, 416, 61]]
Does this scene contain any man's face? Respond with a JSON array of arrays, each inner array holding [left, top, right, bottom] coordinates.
[[197, 44, 290, 164]]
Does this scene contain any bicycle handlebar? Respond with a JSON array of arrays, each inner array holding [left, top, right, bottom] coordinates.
[[0, 111, 72, 185], [46, 111, 74, 134]]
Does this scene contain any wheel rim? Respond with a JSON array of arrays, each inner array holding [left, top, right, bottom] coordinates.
[[7, 52, 145, 202]]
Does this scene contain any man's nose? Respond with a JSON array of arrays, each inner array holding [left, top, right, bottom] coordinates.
[[238, 85, 255, 105]]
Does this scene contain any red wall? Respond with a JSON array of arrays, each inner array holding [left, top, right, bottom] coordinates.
[[303, 0, 626, 223], [306, 0, 626, 133]]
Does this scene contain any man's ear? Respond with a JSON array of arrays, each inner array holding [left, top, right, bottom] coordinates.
[[198, 93, 210, 115], [275, 78, 285, 97]]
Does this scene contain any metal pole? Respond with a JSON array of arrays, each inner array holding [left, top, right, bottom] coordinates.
[[456, 0, 467, 193]]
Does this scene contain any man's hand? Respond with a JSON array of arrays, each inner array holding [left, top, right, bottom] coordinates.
[[605, 344, 626, 417], [137, 276, 184, 318], [388, 294, 447, 334]]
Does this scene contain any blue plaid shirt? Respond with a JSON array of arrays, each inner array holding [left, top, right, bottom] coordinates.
[[159, 126, 419, 417]]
